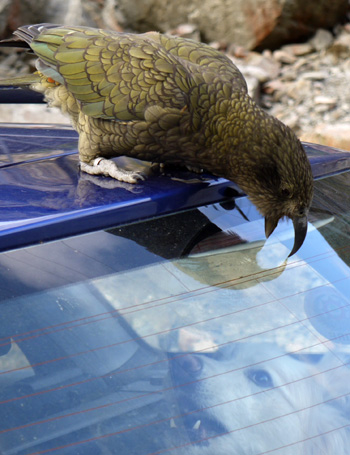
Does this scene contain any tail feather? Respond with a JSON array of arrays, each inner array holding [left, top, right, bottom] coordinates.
[[0, 23, 59, 49], [0, 24, 62, 87], [13, 23, 59, 45], [0, 38, 29, 49], [0, 74, 41, 86]]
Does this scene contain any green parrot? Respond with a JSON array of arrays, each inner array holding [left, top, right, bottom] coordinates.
[[0, 24, 313, 256]]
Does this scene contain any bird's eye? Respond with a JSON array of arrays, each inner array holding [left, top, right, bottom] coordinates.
[[281, 188, 291, 198], [246, 369, 273, 388]]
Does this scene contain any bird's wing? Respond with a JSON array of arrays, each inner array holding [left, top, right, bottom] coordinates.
[[151, 33, 247, 92], [15, 25, 247, 122], [20, 25, 193, 121]]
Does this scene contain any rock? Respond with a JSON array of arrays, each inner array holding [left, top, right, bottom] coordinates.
[[227, 44, 249, 58], [314, 104, 334, 113], [293, 56, 311, 70], [1, 0, 124, 35], [167, 23, 201, 41], [241, 65, 271, 83], [263, 79, 286, 95], [332, 31, 350, 49], [273, 49, 297, 64], [276, 111, 300, 130], [115, 0, 280, 49], [341, 59, 350, 77], [286, 79, 312, 100], [300, 71, 328, 81], [301, 124, 350, 151], [4, 0, 48, 33], [0, 103, 69, 124], [44, 0, 84, 25], [115, 0, 348, 51], [309, 29, 334, 51], [314, 95, 337, 107], [0, 0, 12, 36], [325, 32, 350, 62], [256, 0, 347, 49], [243, 51, 281, 79], [281, 43, 314, 56]]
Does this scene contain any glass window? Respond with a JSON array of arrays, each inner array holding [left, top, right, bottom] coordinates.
[[1, 171, 350, 454]]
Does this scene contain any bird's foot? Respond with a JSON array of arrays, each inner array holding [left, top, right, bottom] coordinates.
[[80, 158, 146, 183]]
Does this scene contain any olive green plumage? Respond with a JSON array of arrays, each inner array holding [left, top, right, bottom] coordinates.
[[0, 24, 314, 255]]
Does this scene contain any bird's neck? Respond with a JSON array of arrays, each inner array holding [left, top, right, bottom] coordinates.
[[218, 92, 292, 190], [224, 92, 272, 150]]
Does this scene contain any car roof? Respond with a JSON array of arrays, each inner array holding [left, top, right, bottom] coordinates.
[[1, 122, 350, 252]]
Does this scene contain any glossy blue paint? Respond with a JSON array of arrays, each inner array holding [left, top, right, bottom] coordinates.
[[304, 142, 350, 179], [0, 85, 44, 103], [1, 124, 350, 252], [0, 125, 239, 251]]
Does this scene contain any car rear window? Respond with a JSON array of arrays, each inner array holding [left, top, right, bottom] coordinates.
[[1, 171, 350, 455]]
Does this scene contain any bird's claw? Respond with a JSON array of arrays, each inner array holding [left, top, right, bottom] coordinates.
[[185, 164, 204, 174], [81, 158, 146, 183], [150, 162, 204, 175]]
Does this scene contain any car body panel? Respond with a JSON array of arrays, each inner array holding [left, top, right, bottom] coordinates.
[[1, 124, 350, 252], [0, 86, 44, 104]]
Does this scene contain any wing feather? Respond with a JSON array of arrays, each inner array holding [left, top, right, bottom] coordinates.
[[21, 25, 247, 121]]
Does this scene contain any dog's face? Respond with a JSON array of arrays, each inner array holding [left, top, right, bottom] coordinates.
[[168, 341, 349, 455]]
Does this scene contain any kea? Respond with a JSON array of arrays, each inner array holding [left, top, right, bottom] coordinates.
[[0, 24, 313, 256]]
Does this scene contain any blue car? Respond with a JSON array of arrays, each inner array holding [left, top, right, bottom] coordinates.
[[1, 87, 350, 455]]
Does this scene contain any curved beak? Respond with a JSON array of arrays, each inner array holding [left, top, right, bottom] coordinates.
[[265, 214, 308, 257], [288, 215, 308, 257], [265, 216, 278, 239]]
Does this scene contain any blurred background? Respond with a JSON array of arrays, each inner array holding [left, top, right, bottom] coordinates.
[[0, 0, 349, 149]]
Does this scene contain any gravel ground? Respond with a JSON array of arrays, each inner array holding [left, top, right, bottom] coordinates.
[[0, 103, 69, 124], [228, 25, 350, 149]]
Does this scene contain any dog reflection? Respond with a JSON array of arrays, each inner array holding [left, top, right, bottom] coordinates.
[[169, 340, 349, 454]]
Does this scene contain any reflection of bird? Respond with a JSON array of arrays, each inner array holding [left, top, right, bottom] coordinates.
[[0, 24, 313, 255]]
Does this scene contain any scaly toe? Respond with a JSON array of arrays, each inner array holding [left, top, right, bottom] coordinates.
[[81, 158, 146, 183]]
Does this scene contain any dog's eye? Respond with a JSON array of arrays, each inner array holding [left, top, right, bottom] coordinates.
[[246, 369, 273, 388]]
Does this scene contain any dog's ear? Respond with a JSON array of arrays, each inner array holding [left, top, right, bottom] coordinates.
[[0, 339, 11, 356], [289, 353, 324, 364]]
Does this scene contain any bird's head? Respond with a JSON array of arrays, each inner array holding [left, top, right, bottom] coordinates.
[[226, 108, 313, 257]]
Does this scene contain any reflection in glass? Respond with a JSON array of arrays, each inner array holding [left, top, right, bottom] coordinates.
[[1, 172, 350, 454]]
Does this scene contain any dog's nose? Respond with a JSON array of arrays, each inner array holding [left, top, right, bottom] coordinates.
[[168, 353, 203, 377]]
